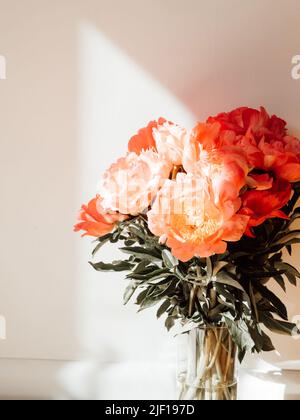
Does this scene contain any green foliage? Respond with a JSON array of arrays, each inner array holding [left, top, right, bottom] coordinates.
[[89, 199, 300, 359]]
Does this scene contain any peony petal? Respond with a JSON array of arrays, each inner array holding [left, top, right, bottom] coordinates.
[[246, 173, 273, 191], [222, 215, 250, 241], [128, 118, 167, 154], [74, 196, 128, 237], [275, 163, 300, 182]]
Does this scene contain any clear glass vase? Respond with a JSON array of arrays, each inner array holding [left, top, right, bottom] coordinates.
[[177, 326, 238, 400]]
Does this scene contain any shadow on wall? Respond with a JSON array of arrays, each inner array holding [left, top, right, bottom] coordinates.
[[82, 0, 300, 128]]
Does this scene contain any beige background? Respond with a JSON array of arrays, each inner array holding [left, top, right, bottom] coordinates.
[[0, 0, 300, 398]]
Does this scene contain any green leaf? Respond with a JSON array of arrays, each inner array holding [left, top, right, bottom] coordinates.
[[92, 233, 112, 256], [165, 315, 176, 331], [136, 288, 149, 305], [223, 315, 255, 353], [215, 283, 238, 304], [263, 238, 300, 255], [249, 326, 275, 353], [212, 262, 229, 276], [138, 296, 163, 311], [156, 299, 171, 319], [152, 281, 176, 299], [120, 246, 162, 262], [215, 272, 246, 293], [149, 276, 174, 285], [275, 262, 300, 278], [206, 257, 213, 278], [162, 249, 178, 269], [260, 313, 299, 336], [89, 260, 133, 272], [127, 268, 171, 281], [132, 260, 151, 274], [273, 275, 286, 292], [275, 230, 300, 245], [285, 272, 297, 286], [238, 348, 247, 364], [255, 283, 288, 320], [128, 224, 146, 240], [261, 331, 276, 352], [247, 270, 286, 279], [123, 282, 137, 305]]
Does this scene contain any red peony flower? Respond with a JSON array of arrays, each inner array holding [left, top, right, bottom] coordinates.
[[208, 107, 300, 183], [239, 179, 291, 237], [74, 196, 128, 237], [207, 106, 287, 139]]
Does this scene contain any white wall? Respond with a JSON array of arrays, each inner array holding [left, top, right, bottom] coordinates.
[[0, 0, 300, 399]]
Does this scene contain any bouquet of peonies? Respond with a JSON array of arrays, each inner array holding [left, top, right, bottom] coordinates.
[[75, 107, 300, 369]]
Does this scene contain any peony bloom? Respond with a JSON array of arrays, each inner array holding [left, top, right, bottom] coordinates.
[[99, 150, 172, 216], [207, 106, 287, 139], [148, 173, 249, 262], [128, 118, 186, 166], [183, 122, 249, 201], [153, 122, 186, 166], [128, 118, 166, 154], [239, 179, 292, 237], [74, 196, 127, 237], [207, 107, 300, 183]]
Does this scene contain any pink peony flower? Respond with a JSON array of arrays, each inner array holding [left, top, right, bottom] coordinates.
[[152, 121, 186, 166], [128, 118, 186, 166], [147, 172, 249, 262], [74, 196, 128, 237], [127, 118, 166, 154], [99, 151, 172, 216]]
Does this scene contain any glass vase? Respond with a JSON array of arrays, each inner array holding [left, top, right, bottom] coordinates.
[[177, 326, 238, 400]]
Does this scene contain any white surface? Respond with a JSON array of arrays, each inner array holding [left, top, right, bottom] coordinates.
[[0, 0, 300, 398], [0, 358, 299, 400]]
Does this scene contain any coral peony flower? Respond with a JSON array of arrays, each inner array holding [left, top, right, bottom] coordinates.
[[128, 118, 166, 154], [128, 118, 186, 166], [74, 196, 128, 237], [153, 122, 186, 166], [148, 173, 249, 262], [207, 107, 300, 182], [99, 150, 172, 216], [183, 122, 249, 201], [239, 179, 292, 237]]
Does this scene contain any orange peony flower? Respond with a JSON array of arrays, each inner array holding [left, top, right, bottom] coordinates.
[[128, 118, 166, 154], [207, 107, 300, 183], [239, 179, 292, 237], [74, 196, 128, 237], [147, 173, 249, 262], [99, 150, 172, 216]]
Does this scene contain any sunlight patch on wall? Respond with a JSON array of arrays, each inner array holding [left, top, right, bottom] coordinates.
[[76, 22, 195, 362]]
